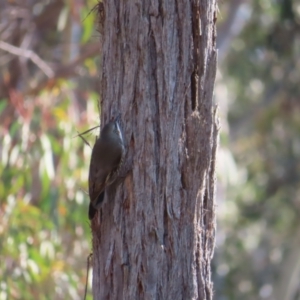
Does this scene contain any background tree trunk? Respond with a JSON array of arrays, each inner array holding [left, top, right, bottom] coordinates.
[[91, 1, 218, 299]]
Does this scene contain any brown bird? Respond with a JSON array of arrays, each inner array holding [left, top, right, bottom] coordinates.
[[88, 118, 125, 220]]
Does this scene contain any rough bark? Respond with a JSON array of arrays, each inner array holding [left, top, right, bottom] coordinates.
[[91, 1, 218, 299]]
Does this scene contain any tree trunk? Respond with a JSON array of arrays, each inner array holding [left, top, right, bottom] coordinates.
[[91, 1, 218, 299]]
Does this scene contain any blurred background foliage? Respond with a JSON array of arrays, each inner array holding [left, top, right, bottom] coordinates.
[[214, 0, 300, 299], [0, 0, 100, 299], [0, 0, 299, 299]]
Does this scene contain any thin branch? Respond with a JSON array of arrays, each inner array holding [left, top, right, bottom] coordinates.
[[73, 125, 101, 148], [25, 42, 100, 96], [0, 40, 54, 78], [84, 252, 93, 300]]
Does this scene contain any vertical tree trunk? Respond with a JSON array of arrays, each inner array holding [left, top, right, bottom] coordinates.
[[91, 1, 218, 299]]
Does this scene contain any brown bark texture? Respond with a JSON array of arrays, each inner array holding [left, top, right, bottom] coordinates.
[[91, 1, 218, 299]]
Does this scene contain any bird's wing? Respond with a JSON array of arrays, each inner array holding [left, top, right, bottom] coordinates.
[[88, 163, 108, 203]]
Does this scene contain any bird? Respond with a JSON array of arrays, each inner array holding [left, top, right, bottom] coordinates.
[[88, 117, 125, 220]]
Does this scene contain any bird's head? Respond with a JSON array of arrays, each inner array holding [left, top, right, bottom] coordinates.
[[101, 119, 123, 143]]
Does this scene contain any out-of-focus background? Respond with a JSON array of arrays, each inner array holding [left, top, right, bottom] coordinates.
[[214, 1, 300, 300], [0, 1, 299, 299], [0, 1, 99, 299]]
